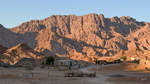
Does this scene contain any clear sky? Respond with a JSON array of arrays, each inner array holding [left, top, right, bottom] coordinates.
[[0, 0, 150, 28]]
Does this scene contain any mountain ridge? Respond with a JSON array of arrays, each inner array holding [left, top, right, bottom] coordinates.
[[0, 13, 150, 62]]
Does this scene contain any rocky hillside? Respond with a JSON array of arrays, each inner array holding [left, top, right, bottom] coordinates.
[[1, 13, 150, 62], [0, 24, 21, 48], [0, 45, 7, 54], [0, 43, 43, 65]]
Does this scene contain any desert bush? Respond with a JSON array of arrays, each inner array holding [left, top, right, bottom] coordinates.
[[41, 56, 55, 65], [120, 56, 127, 61], [45, 56, 55, 65]]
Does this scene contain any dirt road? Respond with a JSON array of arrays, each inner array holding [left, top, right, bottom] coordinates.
[[0, 64, 150, 84], [80, 65, 114, 84]]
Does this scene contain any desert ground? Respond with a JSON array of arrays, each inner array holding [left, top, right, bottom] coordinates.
[[0, 63, 150, 84]]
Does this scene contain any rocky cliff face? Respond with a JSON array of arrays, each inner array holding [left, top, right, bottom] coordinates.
[[1, 13, 150, 62]]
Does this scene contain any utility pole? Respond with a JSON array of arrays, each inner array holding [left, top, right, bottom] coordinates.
[[94, 58, 98, 74]]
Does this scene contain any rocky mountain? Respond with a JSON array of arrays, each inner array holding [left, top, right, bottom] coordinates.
[[1, 13, 150, 62], [0, 43, 43, 65]]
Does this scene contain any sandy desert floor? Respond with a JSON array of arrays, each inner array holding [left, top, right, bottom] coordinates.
[[0, 63, 150, 84], [0, 66, 101, 84], [90, 63, 150, 84]]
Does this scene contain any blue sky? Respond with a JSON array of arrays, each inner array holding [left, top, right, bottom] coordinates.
[[0, 0, 150, 28]]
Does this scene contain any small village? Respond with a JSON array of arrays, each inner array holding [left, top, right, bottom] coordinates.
[[0, 54, 150, 84]]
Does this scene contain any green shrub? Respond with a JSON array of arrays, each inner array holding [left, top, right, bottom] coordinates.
[[120, 56, 127, 61], [45, 56, 55, 65]]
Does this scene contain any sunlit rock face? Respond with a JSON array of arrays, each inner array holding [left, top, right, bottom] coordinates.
[[1, 13, 150, 62]]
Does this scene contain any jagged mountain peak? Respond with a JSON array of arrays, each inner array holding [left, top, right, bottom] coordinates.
[[11, 13, 144, 34], [11, 20, 46, 33]]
